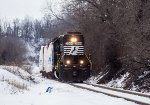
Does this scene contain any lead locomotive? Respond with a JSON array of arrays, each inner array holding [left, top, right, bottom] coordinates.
[[39, 32, 92, 82]]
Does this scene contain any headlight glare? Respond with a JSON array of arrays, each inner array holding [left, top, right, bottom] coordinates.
[[66, 60, 71, 65], [71, 37, 77, 42], [80, 60, 84, 64]]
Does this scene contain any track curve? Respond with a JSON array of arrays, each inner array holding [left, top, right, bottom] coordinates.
[[70, 83, 150, 105]]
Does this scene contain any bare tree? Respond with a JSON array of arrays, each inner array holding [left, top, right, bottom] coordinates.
[[0, 37, 26, 66], [21, 18, 34, 42], [12, 19, 20, 37], [33, 20, 44, 42]]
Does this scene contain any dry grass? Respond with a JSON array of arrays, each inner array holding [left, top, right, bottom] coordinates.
[[1, 76, 28, 90], [6, 80, 28, 90]]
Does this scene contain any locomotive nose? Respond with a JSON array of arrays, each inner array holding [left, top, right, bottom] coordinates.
[[73, 70, 78, 76], [61, 64, 90, 82]]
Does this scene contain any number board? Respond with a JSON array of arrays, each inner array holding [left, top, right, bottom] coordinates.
[[65, 42, 82, 46]]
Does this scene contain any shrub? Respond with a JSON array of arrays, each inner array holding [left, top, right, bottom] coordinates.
[[0, 37, 26, 66]]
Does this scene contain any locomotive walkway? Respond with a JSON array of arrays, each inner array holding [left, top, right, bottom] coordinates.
[[70, 83, 150, 105]]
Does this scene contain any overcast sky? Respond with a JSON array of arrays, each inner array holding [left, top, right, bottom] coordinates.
[[0, 0, 63, 22]]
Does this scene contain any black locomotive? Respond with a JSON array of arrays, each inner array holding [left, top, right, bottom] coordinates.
[[39, 32, 92, 82]]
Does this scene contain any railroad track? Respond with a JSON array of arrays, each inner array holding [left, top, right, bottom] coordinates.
[[87, 83, 150, 98], [70, 83, 150, 105]]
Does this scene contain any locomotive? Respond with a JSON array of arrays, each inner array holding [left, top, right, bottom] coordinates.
[[39, 32, 92, 82]]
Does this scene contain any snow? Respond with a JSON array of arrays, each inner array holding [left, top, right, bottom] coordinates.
[[0, 68, 29, 85], [0, 66, 32, 94], [86, 76, 98, 84], [1, 79, 137, 105], [0, 81, 20, 94], [106, 72, 129, 88], [75, 83, 150, 104], [86, 71, 109, 84], [0, 66, 31, 79], [0, 66, 138, 105], [31, 64, 41, 74]]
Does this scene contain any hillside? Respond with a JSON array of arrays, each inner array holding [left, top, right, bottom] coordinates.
[[0, 66, 138, 105], [0, 66, 33, 94]]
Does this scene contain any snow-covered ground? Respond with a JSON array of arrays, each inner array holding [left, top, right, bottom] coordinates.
[[0, 66, 138, 105], [0, 66, 32, 94], [106, 72, 130, 88], [75, 83, 150, 104]]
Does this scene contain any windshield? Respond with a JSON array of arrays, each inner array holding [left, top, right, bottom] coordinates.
[[63, 35, 84, 46]]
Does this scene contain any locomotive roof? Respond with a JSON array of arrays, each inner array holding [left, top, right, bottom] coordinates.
[[67, 32, 81, 34], [51, 32, 82, 43]]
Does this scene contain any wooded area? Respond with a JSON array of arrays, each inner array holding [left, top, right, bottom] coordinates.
[[0, 0, 150, 91]]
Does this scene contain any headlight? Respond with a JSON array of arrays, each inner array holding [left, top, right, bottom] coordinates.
[[80, 60, 84, 64], [70, 37, 77, 42], [66, 60, 71, 65]]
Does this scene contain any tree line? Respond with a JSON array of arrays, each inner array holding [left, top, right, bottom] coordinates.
[[0, 0, 150, 90], [0, 16, 59, 65]]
